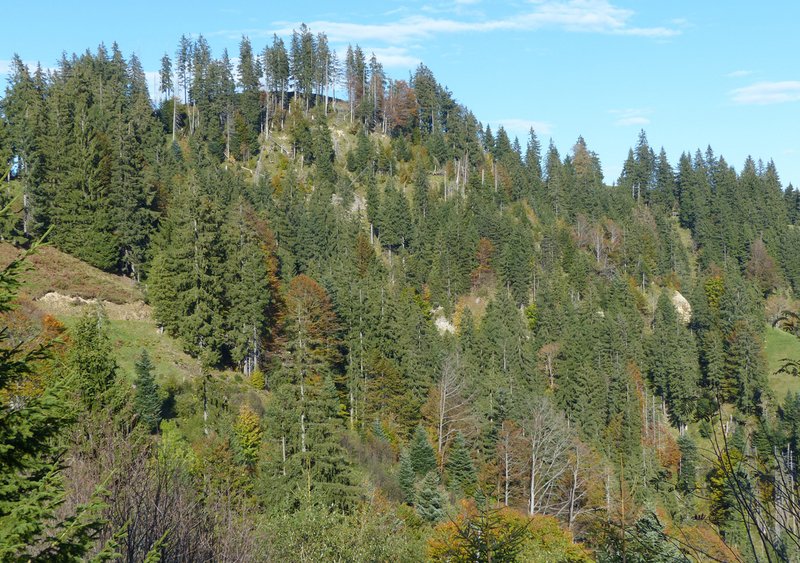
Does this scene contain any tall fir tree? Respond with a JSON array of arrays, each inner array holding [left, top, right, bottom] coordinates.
[[133, 349, 161, 433]]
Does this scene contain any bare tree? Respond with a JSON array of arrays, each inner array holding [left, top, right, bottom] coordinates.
[[62, 410, 262, 562], [564, 440, 594, 531], [429, 353, 474, 470], [537, 342, 561, 390], [496, 420, 526, 507], [520, 396, 572, 516]]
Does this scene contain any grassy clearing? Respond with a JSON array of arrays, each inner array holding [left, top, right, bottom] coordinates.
[[1, 241, 200, 386], [765, 325, 800, 399], [53, 312, 202, 386], [674, 219, 697, 281], [0, 243, 142, 303]]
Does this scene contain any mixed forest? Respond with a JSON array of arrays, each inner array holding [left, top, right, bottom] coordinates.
[[3, 26, 800, 561]]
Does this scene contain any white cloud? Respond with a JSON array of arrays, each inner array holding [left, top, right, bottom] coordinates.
[[495, 118, 553, 136], [726, 69, 752, 78], [222, 0, 679, 46], [616, 115, 650, 126], [366, 47, 421, 69], [731, 81, 800, 105], [609, 108, 652, 127]]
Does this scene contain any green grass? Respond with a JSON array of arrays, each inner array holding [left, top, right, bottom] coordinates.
[[54, 313, 202, 386], [106, 319, 201, 384], [765, 325, 800, 399], [1, 240, 199, 386]]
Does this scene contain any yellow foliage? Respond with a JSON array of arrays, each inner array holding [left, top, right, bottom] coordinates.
[[428, 501, 591, 562], [234, 404, 263, 466], [249, 369, 265, 390]]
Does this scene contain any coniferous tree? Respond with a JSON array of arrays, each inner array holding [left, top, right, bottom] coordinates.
[[133, 349, 161, 433], [158, 52, 173, 103], [646, 292, 699, 430], [398, 448, 417, 504], [150, 183, 227, 367], [0, 248, 109, 560], [379, 180, 412, 250], [446, 432, 477, 497], [224, 203, 274, 376], [234, 403, 262, 467], [677, 434, 697, 494], [416, 471, 445, 522], [237, 35, 261, 146], [68, 310, 117, 407], [409, 425, 438, 476]]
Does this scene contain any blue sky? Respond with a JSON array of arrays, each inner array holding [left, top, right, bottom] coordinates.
[[3, 0, 798, 187]]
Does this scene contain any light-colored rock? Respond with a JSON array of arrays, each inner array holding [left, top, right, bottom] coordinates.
[[671, 290, 692, 324], [431, 306, 456, 334]]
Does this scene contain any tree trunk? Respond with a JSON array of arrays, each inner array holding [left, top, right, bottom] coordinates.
[[529, 448, 537, 515]]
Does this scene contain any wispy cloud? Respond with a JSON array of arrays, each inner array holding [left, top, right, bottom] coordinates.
[[610, 108, 651, 127], [726, 69, 752, 78], [221, 0, 679, 47], [731, 81, 800, 105], [495, 118, 553, 136], [366, 47, 420, 69]]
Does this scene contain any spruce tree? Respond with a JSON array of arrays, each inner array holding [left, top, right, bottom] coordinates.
[[398, 448, 416, 503], [409, 425, 437, 476], [68, 310, 117, 408], [224, 203, 273, 376], [646, 292, 698, 429], [445, 433, 476, 497], [133, 349, 161, 433], [379, 180, 412, 250], [0, 247, 107, 559], [677, 434, 697, 494], [415, 471, 445, 522]]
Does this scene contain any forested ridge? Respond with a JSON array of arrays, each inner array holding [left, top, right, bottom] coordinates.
[[2, 27, 800, 561]]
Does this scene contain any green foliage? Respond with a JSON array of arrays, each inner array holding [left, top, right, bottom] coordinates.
[[409, 425, 437, 476], [398, 448, 417, 503], [524, 302, 538, 331], [69, 310, 117, 407], [6, 32, 800, 560], [262, 503, 425, 560], [676, 434, 697, 494], [429, 505, 529, 562], [0, 245, 107, 559], [430, 505, 590, 563], [646, 292, 699, 428], [233, 404, 262, 467], [446, 433, 477, 497], [133, 349, 161, 432], [415, 471, 445, 522], [597, 511, 690, 563]]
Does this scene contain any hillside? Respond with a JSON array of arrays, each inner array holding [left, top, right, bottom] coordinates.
[[2, 31, 800, 562], [766, 324, 800, 397], [0, 243, 142, 303], [0, 242, 201, 386]]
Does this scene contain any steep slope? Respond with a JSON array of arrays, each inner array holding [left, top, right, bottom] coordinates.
[[0, 242, 201, 384]]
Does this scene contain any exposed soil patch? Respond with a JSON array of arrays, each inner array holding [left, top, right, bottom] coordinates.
[[36, 292, 151, 321]]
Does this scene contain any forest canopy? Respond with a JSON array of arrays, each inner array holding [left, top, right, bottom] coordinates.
[[1, 28, 800, 561]]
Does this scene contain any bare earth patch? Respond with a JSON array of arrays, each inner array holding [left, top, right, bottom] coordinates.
[[36, 292, 151, 321]]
